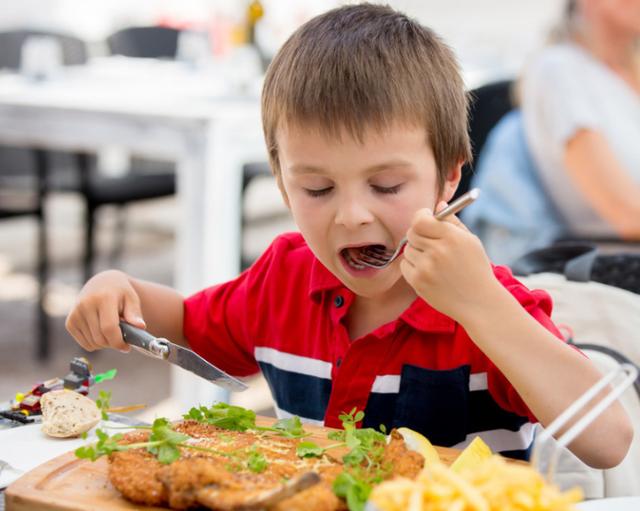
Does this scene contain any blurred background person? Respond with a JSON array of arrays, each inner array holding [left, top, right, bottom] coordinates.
[[464, 0, 640, 265]]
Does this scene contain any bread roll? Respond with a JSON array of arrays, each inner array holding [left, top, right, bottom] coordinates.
[[40, 389, 102, 438]]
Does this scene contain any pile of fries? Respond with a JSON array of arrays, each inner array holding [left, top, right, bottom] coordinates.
[[368, 455, 583, 511]]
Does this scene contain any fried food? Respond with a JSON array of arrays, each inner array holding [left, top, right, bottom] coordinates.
[[369, 455, 583, 511], [107, 421, 423, 511]]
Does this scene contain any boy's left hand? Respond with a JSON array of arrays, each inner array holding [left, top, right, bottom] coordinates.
[[400, 201, 501, 322]]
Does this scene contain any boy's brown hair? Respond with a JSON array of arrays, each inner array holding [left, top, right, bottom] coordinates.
[[261, 3, 471, 191]]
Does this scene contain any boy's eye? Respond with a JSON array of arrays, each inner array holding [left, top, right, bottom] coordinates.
[[372, 184, 402, 194], [304, 187, 333, 197]]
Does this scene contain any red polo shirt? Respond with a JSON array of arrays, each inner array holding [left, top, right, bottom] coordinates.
[[184, 232, 565, 459]]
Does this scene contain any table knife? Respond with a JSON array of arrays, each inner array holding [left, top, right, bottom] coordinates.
[[119, 322, 248, 392]]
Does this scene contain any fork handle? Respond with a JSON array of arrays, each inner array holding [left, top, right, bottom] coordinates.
[[434, 188, 480, 220]]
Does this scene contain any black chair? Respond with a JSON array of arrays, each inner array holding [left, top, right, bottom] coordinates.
[[106, 26, 180, 59], [0, 29, 87, 68], [0, 29, 175, 357], [0, 149, 49, 359], [455, 79, 515, 200], [0, 29, 87, 360]]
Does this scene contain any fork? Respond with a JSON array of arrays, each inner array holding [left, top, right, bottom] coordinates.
[[354, 188, 480, 269]]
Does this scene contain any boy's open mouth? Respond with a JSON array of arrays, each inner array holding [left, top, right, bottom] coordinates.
[[340, 245, 387, 270]]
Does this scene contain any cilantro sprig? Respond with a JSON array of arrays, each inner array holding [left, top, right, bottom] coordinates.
[[76, 417, 257, 468], [95, 390, 112, 421], [183, 403, 257, 431], [292, 408, 390, 511], [183, 403, 309, 439], [294, 408, 386, 468]]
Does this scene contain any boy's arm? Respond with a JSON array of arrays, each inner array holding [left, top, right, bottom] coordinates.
[[66, 270, 186, 352], [130, 276, 186, 346], [460, 283, 633, 469], [401, 206, 634, 469]]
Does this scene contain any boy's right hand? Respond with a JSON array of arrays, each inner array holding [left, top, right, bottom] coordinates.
[[65, 270, 146, 353]]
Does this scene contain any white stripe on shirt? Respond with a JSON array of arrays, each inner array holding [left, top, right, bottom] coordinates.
[[254, 347, 332, 379], [371, 372, 489, 394], [274, 404, 325, 426]]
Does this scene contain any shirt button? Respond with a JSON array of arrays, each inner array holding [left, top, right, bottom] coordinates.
[[336, 357, 342, 367], [334, 295, 344, 308]]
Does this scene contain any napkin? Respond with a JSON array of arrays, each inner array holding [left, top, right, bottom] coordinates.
[[0, 420, 129, 489]]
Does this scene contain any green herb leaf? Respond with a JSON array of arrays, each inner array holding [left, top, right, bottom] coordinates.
[[333, 472, 371, 511], [96, 390, 112, 420], [296, 441, 325, 458], [246, 449, 268, 473], [271, 416, 307, 438], [182, 403, 257, 431], [155, 443, 181, 464], [327, 430, 345, 441]]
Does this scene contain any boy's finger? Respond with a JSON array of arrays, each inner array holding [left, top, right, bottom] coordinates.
[[67, 322, 91, 351], [121, 292, 146, 330], [87, 310, 110, 349], [435, 200, 470, 232], [98, 302, 129, 352], [75, 316, 99, 352], [410, 208, 448, 239]]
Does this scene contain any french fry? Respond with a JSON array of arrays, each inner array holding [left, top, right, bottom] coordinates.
[[369, 456, 583, 511]]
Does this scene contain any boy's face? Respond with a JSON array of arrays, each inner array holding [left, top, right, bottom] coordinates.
[[276, 122, 461, 298]]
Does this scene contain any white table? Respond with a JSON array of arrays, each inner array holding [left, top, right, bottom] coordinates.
[[0, 61, 267, 408]]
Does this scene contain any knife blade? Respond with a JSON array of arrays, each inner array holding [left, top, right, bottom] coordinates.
[[119, 322, 248, 392]]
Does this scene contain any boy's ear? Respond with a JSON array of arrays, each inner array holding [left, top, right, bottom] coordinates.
[[440, 160, 464, 203]]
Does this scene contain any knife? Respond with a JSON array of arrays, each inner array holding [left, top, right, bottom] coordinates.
[[119, 322, 248, 392]]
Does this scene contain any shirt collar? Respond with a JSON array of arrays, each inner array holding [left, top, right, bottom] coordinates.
[[308, 256, 456, 334], [308, 256, 343, 300]]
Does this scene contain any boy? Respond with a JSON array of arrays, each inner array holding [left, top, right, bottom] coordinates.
[[66, 4, 631, 467]]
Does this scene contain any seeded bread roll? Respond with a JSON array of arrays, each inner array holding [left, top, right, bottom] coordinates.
[[40, 389, 101, 438]]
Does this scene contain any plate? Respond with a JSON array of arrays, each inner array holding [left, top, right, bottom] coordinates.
[[0, 420, 131, 488], [576, 497, 640, 510]]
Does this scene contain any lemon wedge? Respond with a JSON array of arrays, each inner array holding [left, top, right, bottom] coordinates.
[[396, 427, 440, 465], [450, 436, 492, 473]]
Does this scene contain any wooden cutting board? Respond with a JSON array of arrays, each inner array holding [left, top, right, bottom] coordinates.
[[5, 417, 464, 511]]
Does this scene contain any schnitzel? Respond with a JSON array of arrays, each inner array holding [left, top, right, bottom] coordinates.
[[107, 421, 424, 510]]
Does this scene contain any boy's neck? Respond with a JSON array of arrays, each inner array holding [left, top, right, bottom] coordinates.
[[344, 279, 417, 341]]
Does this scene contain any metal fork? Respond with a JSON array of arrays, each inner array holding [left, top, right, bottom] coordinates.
[[353, 188, 481, 269], [531, 362, 638, 482]]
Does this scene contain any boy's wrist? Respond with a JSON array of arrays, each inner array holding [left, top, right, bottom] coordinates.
[[455, 280, 516, 332]]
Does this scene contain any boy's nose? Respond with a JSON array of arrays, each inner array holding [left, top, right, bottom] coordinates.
[[334, 198, 375, 229]]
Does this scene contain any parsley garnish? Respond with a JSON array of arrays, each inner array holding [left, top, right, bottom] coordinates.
[[183, 403, 257, 431], [333, 472, 372, 511], [95, 390, 112, 420], [246, 447, 268, 473], [76, 418, 228, 465], [75, 417, 272, 473], [292, 408, 390, 511], [184, 403, 309, 438]]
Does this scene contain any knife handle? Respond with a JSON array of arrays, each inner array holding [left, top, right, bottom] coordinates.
[[120, 321, 169, 359]]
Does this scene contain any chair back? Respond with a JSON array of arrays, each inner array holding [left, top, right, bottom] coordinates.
[[532, 348, 640, 498], [456, 79, 515, 200], [0, 30, 87, 184], [106, 26, 180, 59], [0, 29, 87, 70]]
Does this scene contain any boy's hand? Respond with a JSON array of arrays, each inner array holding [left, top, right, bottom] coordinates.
[[400, 201, 501, 322], [65, 270, 145, 353]]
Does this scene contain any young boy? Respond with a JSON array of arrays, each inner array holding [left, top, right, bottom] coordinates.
[[66, 4, 631, 467]]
